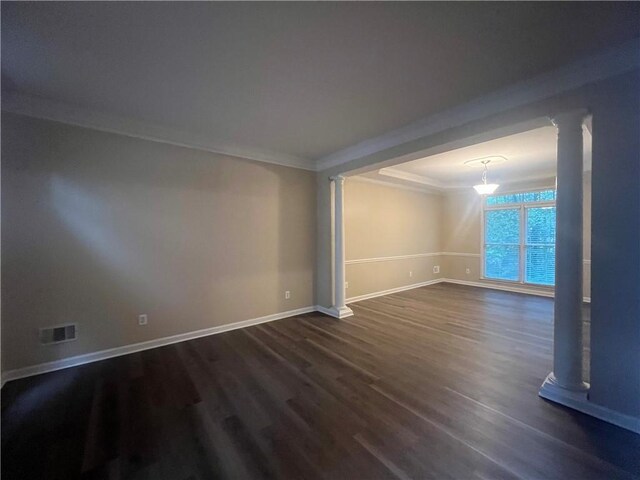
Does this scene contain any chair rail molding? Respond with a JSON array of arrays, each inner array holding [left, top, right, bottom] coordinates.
[[346, 252, 442, 265]]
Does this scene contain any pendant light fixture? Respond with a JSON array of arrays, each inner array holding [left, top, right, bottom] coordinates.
[[473, 159, 499, 195]]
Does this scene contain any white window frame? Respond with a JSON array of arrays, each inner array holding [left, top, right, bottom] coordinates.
[[480, 187, 556, 287]]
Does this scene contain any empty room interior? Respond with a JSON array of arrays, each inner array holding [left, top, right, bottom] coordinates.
[[1, 2, 639, 479]]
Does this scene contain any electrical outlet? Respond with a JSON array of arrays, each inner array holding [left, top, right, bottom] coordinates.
[[409, 271, 413, 277], [345, 281, 349, 289], [466, 268, 471, 275], [138, 314, 148, 326], [285, 291, 291, 300], [433, 265, 440, 274]]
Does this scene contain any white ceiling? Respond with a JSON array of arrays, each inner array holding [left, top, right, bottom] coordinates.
[[2, 2, 639, 163], [367, 125, 592, 190]]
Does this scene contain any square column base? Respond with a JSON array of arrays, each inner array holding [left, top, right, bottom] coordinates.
[[324, 306, 354, 319], [539, 372, 640, 434], [539, 372, 589, 408]]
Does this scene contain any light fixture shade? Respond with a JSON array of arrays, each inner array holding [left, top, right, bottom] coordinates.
[[473, 183, 499, 195]]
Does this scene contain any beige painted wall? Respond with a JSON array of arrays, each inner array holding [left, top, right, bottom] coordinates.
[[315, 73, 620, 311], [345, 178, 443, 300], [316, 71, 639, 421], [1, 113, 316, 371], [442, 174, 592, 298], [344, 174, 591, 301]]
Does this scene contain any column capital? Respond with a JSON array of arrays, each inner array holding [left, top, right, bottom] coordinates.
[[329, 175, 346, 184], [550, 108, 589, 128]]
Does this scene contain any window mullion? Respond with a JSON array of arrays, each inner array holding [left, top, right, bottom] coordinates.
[[520, 205, 525, 284]]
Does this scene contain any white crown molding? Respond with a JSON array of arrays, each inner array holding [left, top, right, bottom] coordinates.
[[349, 175, 443, 195], [377, 168, 449, 190], [1, 305, 316, 386], [1, 91, 316, 171], [6, 39, 630, 176], [380, 167, 562, 191], [380, 170, 598, 193], [317, 39, 640, 171]]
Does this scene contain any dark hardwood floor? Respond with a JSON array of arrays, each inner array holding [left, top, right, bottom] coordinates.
[[2, 283, 639, 480]]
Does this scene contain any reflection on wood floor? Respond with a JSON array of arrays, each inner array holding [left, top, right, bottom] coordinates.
[[2, 283, 638, 479]]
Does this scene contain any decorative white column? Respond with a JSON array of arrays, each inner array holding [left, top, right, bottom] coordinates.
[[540, 109, 589, 405], [328, 175, 353, 319]]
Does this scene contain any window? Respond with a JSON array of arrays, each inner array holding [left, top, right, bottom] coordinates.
[[483, 189, 556, 285]]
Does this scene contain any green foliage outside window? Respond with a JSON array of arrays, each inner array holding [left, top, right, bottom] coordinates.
[[484, 190, 556, 285], [486, 189, 556, 206]]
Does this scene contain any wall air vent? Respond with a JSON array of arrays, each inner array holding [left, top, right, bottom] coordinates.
[[40, 324, 77, 345]]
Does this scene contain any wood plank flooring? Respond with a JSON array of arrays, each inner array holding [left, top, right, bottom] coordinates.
[[2, 283, 639, 480]]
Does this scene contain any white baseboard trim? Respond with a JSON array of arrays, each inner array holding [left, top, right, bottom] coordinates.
[[0, 278, 592, 386], [443, 278, 554, 297], [346, 278, 443, 304], [441, 278, 591, 303], [539, 373, 640, 434], [1, 306, 316, 386], [315, 305, 335, 317], [343, 276, 587, 306]]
